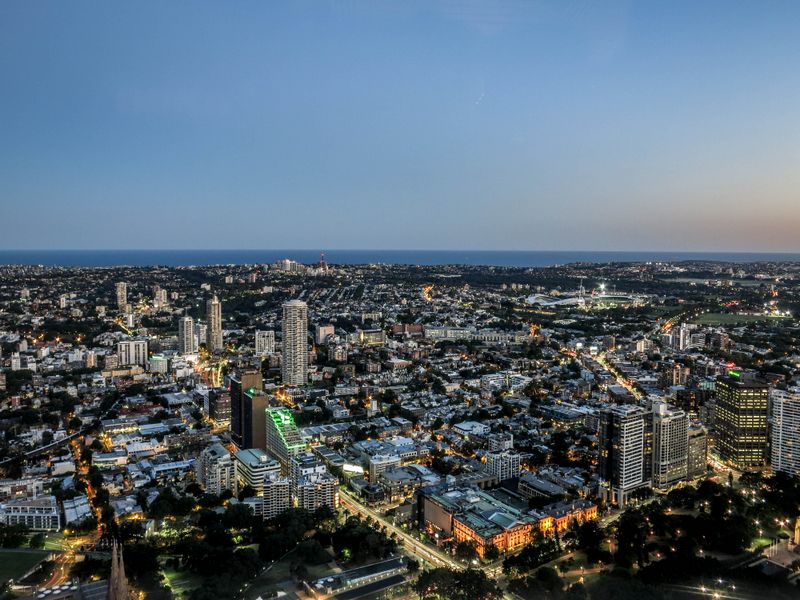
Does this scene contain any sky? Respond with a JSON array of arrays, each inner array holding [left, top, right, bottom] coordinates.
[[1, 1, 800, 252]]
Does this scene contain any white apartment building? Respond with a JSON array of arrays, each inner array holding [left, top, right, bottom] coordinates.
[[282, 300, 308, 386], [255, 330, 275, 356], [0, 496, 60, 531], [195, 443, 236, 496], [770, 388, 800, 477], [651, 401, 689, 488], [485, 451, 522, 481], [117, 340, 148, 367], [178, 316, 197, 354]]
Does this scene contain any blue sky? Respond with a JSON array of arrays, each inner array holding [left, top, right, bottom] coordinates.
[[1, 1, 799, 251]]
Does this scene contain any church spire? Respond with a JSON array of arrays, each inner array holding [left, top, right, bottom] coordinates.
[[108, 541, 130, 600]]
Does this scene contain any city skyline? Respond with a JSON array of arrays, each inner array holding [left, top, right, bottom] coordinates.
[[3, 2, 800, 252]]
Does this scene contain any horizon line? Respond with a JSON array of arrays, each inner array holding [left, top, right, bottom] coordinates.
[[1, 248, 800, 254]]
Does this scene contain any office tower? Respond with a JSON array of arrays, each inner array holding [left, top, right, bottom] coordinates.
[[208, 388, 231, 427], [178, 316, 196, 354], [281, 300, 308, 386], [598, 405, 650, 506], [262, 474, 292, 519], [115, 282, 127, 310], [315, 324, 335, 345], [234, 449, 281, 492], [485, 451, 522, 482], [769, 388, 800, 477], [291, 453, 338, 511], [229, 369, 264, 446], [715, 375, 769, 468], [243, 389, 268, 451], [255, 330, 275, 356], [117, 340, 148, 366], [687, 424, 708, 478], [195, 443, 236, 496], [651, 401, 689, 488], [265, 407, 306, 474], [206, 295, 223, 352]]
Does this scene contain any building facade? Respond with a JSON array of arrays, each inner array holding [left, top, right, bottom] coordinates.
[[651, 401, 689, 488], [770, 388, 800, 477], [265, 407, 306, 474], [178, 316, 196, 354], [206, 295, 223, 352], [255, 330, 275, 356], [598, 405, 650, 505], [282, 300, 308, 386], [195, 443, 236, 496], [715, 376, 769, 468]]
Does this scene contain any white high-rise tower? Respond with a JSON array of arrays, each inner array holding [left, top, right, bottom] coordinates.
[[281, 300, 308, 386], [178, 316, 196, 355], [770, 388, 800, 477], [206, 295, 223, 352], [115, 282, 127, 311]]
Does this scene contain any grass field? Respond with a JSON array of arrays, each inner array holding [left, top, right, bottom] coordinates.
[[42, 532, 66, 551], [161, 566, 204, 599], [691, 313, 790, 326], [0, 550, 50, 583]]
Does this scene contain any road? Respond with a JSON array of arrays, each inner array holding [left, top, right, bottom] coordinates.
[[41, 531, 100, 588], [338, 489, 516, 598], [338, 490, 460, 570]]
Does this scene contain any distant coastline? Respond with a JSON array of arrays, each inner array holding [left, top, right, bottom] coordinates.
[[1, 249, 800, 268]]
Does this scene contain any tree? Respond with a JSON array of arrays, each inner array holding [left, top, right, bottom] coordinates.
[[455, 540, 478, 562], [483, 545, 500, 561], [413, 568, 499, 600], [616, 509, 649, 568]]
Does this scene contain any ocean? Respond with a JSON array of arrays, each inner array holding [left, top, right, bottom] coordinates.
[[0, 249, 799, 268]]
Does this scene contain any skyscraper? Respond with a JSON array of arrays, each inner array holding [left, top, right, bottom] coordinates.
[[178, 316, 196, 354], [769, 388, 800, 477], [715, 375, 769, 468], [598, 405, 650, 506], [243, 388, 269, 451], [229, 369, 264, 447], [115, 282, 127, 311], [265, 407, 306, 474], [651, 401, 689, 489], [281, 300, 308, 386], [206, 295, 223, 352]]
